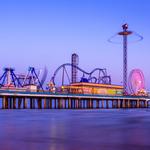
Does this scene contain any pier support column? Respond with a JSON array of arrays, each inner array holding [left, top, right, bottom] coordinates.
[[81, 100, 83, 109], [79, 100, 81, 108], [112, 100, 116, 108], [5, 97, 8, 109], [54, 99, 57, 109], [60, 99, 63, 109], [83, 100, 86, 109], [82, 100, 84, 109], [13, 97, 16, 109], [79, 100, 82, 109], [23, 98, 27, 109], [33, 99, 35, 109], [30, 98, 33, 109], [88, 100, 91, 109], [64, 99, 67, 109], [86, 100, 88, 108], [71, 99, 73, 109], [89, 99, 92, 109], [2, 96, 6, 109], [91, 100, 94, 109], [46, 99, 49, 109], [87, 100, 90, 109], [136, 100, 140, 108], [106, 100, 109, 109], [58, 99, 60, 109], [68, 98, 71, 109], [18, 98, 22, 109], [77, 100, 79, 109], [38, 98, 42, 109], [76, 99, 79, 109], [122, 99, 126, 108], [127, 100, 130, 108], [30, 98, 35, 109], [130, 100, 133, 108], [57, 99, 59, 108], [101, 100, 104, 108], [144, 100, 148, 108], [112, 100, 114, 108], [62, 99, 65, 109], [9, 98, 12, 109], [114, 100, 117, 108], [78, 99, 81, 109], [117, 99, 120, 108], [139, 100, 142, 108], [63, 99, 65, 109], [96, 100, 99, 109], [74, 100, 76, 109], [64, 99, 66, 109], [43, 98, 47, 109], [49, 99, 52, 109]]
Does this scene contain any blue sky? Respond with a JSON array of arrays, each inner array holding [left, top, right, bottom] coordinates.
[[0, 0, 150, 89]]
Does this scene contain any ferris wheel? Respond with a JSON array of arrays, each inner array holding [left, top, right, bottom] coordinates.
[[128, 69, 145, 94]]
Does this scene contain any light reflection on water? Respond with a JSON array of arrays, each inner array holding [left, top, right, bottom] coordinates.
[[0, 109, 150, 150]]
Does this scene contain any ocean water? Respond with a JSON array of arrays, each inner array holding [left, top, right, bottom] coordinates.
[[0, 109, 150, 150]]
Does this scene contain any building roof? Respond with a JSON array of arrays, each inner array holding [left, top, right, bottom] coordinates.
[[63, 82, 123, 89]]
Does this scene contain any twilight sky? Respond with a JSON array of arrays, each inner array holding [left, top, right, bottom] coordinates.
[[0, 0, 150, 89]]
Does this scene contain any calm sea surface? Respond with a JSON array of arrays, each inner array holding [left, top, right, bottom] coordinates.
[[0, 109, 150, 150]]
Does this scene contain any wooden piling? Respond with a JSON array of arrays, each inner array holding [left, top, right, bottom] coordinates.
[[18, 98, 22, 109], [23, 98, 27, 109], [101, 100, 104, 108], [79, 100, 82, 109], [117, 99, 120, 108], [136, 100, 140, 108], [33, 98, 35, 109], [112, 100, 115, 108], [37, 98, 42, 109], [30, 98, 33, 109], [54, 99, 56, 109], [9, 97, 12, 109], [83, 100, 86, 109], [87, 100, 89, 109], [43, 98, 47, 109], [127, 100, 130, 108], [2, 96, 6, 109], [49, 99, 52, 109], [106, 100, 109, 109], [68, 98, 71, 109], [96, 100, 99, 109], [144, 100, 148, 108], [122, 99, 126, 108], [13, 97, 16, 109]]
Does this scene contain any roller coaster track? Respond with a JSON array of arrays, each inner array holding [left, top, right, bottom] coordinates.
[[51, 63, 111, 86]]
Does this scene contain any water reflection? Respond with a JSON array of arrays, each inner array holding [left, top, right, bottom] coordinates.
[[0, 109, 150, 150]]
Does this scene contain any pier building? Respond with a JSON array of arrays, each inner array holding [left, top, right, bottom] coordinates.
[[61, 82, 123, 95]]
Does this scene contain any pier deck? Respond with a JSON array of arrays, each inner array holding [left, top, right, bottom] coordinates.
[[0, 90, 149, 109]]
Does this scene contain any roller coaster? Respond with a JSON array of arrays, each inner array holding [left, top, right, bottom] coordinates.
[[50, 63, 111, 87]]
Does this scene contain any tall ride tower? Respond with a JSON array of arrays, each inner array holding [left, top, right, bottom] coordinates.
[[118, 24, 133, 94], [108, 24, 143, 95], [71, 53, 79, 83]]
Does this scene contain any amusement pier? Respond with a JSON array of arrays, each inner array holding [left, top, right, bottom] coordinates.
[[0, 24, 150, 109]]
